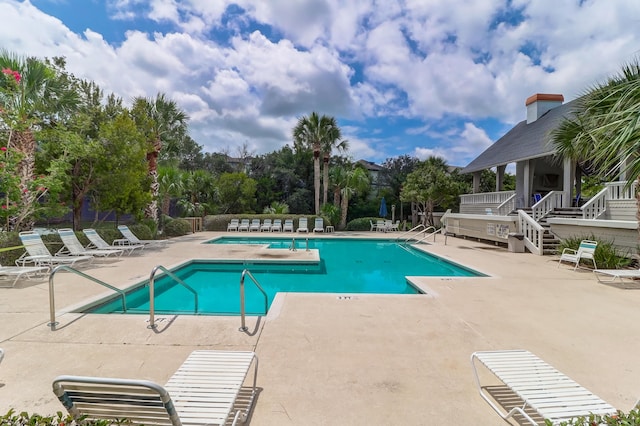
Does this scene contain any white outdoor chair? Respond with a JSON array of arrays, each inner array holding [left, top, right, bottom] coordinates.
[[53, 350, 259, 426], [558, 240, 598, 270], [83, 228, 144, 255]]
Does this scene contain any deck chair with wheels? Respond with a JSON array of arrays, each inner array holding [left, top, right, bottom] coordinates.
[[558, 239, 598, 270], [83, 228, 144, 255], [227, 218, 240, 232], [116, 225, 167, 249], [593, 267, 640, 283], [238, 219, 250, 232], [472, 350, 617, 425], [282, 219, 294, 232], [260, 219, 272, 232], [271, 219, 282, 232], [17, 231, 93, 268], [52, 350, 258, 426], [249, 219, 261, 232], [297, 217, 308, 233], [58, 229, 124, 258]]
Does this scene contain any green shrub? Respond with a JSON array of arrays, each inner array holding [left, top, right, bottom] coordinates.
[[127, 223, 156, 240], [1, 409, 127, 425], [346, 217, 380, 231], [557, 235, 632, 270], [548, 409, 640, 425], [163, 218, 192, 237]]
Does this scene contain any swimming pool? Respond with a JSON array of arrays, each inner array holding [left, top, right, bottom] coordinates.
[[87, 237, 483, 316]]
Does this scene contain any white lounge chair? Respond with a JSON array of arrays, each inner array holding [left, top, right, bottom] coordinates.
[[17, 231, 92, 268], [238, 218, 250, 232], [117, 225, 167, 249], [313, 217, 324, 233], [0, 264, 48, 287], [282, 219, 294, 232], [471, 350, 617, 425], [83, 228, 144, 255], [271, 219, 282, 232], [249, 219, 261, 232], [297, 217, 308, 233], [53, 350, 258, 426], [227, 218, 240, 232], [58, 229, 124, 258], [558, 240, 598, 270], [370, 220, 377, 232], [260, 219, 272, 232], [594, 267, 640, 283]]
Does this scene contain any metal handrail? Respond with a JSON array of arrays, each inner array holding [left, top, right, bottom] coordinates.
[[148, 265, 198, 329], [48, 265, 126, 330], [239, 269, 268, 332], [400, 225, 436, 243], [414, 227, 442, 244], [394, 224, 427, 242]]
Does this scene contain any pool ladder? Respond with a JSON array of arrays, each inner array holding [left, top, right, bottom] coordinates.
[[239, 269, 268, 332], [148, 265, 198, 329], [48, 265, 127, 330], [289, 237, 310, 251], [395, 224, 439, 244]]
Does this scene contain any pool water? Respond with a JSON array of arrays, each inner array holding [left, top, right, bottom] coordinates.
[[88, 237, 482, 315]]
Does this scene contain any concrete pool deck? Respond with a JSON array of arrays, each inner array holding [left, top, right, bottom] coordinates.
[[1, 231, 640, 424]]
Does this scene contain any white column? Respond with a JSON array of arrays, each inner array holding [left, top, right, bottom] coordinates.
[[473, 171, 481, 193], [496, 165, 506, 192], [563, 157, 574, 207]]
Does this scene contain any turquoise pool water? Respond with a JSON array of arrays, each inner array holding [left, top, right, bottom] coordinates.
[[88, 237, 482, 315]]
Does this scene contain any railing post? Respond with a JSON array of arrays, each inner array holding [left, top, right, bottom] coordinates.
[[239, 272, 247, 332], [48, 266, 59, 330], [148, 273, 156, 329], [305, 238, 309, 251]]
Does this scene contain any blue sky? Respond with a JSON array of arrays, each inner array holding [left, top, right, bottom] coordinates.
[[2, 0, 640, 167]]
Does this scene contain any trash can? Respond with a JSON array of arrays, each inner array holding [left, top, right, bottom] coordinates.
[[507, 233, 525, 253]]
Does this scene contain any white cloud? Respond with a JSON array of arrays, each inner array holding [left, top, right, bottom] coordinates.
[[3, 0, 640, 166]]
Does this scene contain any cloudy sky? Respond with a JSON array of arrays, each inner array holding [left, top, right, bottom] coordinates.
[[1, 0, 639, 166]]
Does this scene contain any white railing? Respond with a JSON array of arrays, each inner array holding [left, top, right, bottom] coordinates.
[[607, 180, 637, 200], [518, 210, 544, 256], [496, 193, 516, 215], [531, 191, 564, 221], [581, 187, 608, 219], [581, 180, 637, 219], [460, 191, 516, 205]]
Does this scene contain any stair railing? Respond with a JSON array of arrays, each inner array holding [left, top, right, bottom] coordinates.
[[580, 187, 608, 219], [518, 210, 544, 255], [531, 191, 564, 222], [496, 193, 516, 215]]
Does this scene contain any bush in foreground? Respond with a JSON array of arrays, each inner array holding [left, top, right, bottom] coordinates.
[[548, 409, 640, 425]]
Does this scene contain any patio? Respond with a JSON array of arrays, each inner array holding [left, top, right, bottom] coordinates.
[[1, 231, 639, 425]]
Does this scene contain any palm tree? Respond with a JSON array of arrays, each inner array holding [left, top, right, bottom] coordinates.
[[0, 50, 78, 230], [158, 166, 183, 217], [338, 165, 370, 229], [321, 124, 348, 205], [132, 93, 188, 223], [293, 112, 344, 215], [551, 59, 640, 223]]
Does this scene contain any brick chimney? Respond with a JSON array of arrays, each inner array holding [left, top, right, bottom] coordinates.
[[525, 93, 564, 124]]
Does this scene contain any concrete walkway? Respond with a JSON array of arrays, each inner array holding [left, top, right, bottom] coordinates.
[[1, 231, 639, 425]]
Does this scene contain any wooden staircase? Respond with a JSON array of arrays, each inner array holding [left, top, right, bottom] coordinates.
[[516, 208, 583, 255]]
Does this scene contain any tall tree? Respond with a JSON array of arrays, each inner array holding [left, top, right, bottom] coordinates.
[[293, 112, 344, 215], [321, 123, 348, 205], [132, 93, 188, 223], [0, 51, 78, 230], [330, 162, 370, 229], [551, 58, 640, 226], [400, 156, 464, 226]]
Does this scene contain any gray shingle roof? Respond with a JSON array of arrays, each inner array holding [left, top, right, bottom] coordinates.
[[461, 99, 578, 174]]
